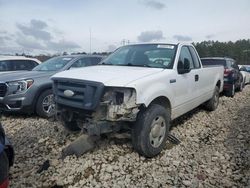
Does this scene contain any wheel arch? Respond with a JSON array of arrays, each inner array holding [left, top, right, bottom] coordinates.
[[32, 83, 52, 109], [147, 96, 172, 115], [216, 79, 221, 89]]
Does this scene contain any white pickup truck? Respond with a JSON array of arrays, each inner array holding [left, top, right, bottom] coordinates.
[[52, 43, 224, 157]]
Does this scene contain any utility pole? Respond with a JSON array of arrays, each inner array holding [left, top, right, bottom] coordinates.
[[121, 39, 130, 46], [89, 27, 92, 54]]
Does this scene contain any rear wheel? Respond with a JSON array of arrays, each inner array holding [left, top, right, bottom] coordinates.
[[132, 104, 170, 158], [36, 90, 55, 118], [237, 81, 244, 92], [225, 84, 235, 97], [204, 86, 220, 111]]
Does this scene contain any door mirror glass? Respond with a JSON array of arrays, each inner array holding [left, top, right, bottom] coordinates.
[[178, 58, 191, 74]]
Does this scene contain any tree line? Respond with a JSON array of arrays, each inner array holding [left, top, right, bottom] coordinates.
[[193, 39, 250, 65], [15, 39, 250, 65]]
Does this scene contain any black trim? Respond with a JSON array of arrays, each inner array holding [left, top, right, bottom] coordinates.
[[0, 83, 7, 97], [170, 79, 176, 83], [52, 78, 104, 111]]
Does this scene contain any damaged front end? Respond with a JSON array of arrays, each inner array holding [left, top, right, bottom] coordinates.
[[98, 87, 139, 121], [54, 81, 140, 135]]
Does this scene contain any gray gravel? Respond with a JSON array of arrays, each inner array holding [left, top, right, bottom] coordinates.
[[2, 86, 250, 188]]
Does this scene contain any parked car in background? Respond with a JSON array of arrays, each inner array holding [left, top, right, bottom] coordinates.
[[201, 57, 244, 97], [0, 121, 14, 188], [52, 43, 224, 157], [0, 56, 41, 74], [239, 65, 250, 85], [0, 55, 103, 118], [244, 65, 250, 73]]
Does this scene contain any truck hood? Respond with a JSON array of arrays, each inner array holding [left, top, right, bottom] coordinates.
[[52, 65, 164, 87], [0, 70, 56, 82]]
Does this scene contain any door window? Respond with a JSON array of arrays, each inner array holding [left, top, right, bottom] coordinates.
[[188, 47, 201, 69], [9, 60, 37, 71], [90, 57, 102, 65], [70, 58, 92, 68], [178, 46, 195, 70]]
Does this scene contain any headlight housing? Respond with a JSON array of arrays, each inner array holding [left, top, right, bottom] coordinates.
[[7, 79, 34, 95], [102, 87, 136, 106]]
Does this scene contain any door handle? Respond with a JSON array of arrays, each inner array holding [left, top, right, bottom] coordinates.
[[170, 79, 176, 83], [195, 74, 199, 82]]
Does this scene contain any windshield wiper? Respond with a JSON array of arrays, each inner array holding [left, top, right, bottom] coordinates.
[[98, 62, 114, 65], [125, 63, 151, 67]]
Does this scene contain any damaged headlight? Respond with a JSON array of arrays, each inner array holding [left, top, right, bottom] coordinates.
[[102, 87, 136, 106], [7, 79, 34, 95]]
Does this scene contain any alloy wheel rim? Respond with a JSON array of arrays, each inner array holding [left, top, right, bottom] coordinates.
[[42, 94, 55, 116], [149, 116, 166, 148]]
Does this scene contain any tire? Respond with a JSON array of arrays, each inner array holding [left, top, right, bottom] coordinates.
[[204, 86, 220, 111], [242, 78, 246, 88], [0, 152, 9, 186], [225, 84, 235, 97], [60, 112, 81, 132], [36, 90, 55, 118], [237, 81, 244, 92], [131, 104, 170, 158]]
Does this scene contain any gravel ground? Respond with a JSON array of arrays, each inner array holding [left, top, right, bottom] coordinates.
[[1, 86, 250, 188]]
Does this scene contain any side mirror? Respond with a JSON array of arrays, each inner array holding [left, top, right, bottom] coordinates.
[[178, 58, 191, 74]]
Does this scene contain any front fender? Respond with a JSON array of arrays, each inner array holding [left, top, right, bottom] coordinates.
[[135, 82, 173, 107]]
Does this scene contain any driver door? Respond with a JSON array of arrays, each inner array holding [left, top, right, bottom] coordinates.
[[171, 46, 196, 118]]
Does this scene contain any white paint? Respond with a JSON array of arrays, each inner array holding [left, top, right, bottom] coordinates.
[[52, 43, 224, 120]]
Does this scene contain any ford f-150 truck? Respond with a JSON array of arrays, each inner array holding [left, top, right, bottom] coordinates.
[[52, 43, 224, 157]]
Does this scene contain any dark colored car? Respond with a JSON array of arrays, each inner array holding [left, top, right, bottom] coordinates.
[[0, 55, 103, 118], [201, 57, 243, 97], [0, 121, 14, 188]]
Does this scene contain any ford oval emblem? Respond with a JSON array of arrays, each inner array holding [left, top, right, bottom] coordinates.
[[64, 90, 75, 97]]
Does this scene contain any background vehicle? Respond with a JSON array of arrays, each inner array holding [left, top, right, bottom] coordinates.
[[239, 65, 250, 85], [0, 121, 14, 188], [52, 43, 224, 157], [201, 57, 244, 97], [244, 65, 250, 73], [0, 55, 103, 118], [0, 56, 40, 74]]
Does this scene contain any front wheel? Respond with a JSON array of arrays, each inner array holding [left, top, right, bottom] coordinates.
[[36, 90, 55, 118], [132, 104, 170, 158], [204, 86, 220, 111]]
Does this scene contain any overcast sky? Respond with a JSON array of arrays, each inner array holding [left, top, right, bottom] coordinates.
[[0, 0, 250, 55]]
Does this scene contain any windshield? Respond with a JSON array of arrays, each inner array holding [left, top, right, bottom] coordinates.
[[100, 44, 177, 69], [33, 57, 73, 71]]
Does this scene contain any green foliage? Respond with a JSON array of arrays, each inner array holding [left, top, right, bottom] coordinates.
[[193, 39, 250, 65]]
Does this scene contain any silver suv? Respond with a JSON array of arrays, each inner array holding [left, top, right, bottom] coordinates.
[[0, 55, 103, 118]]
